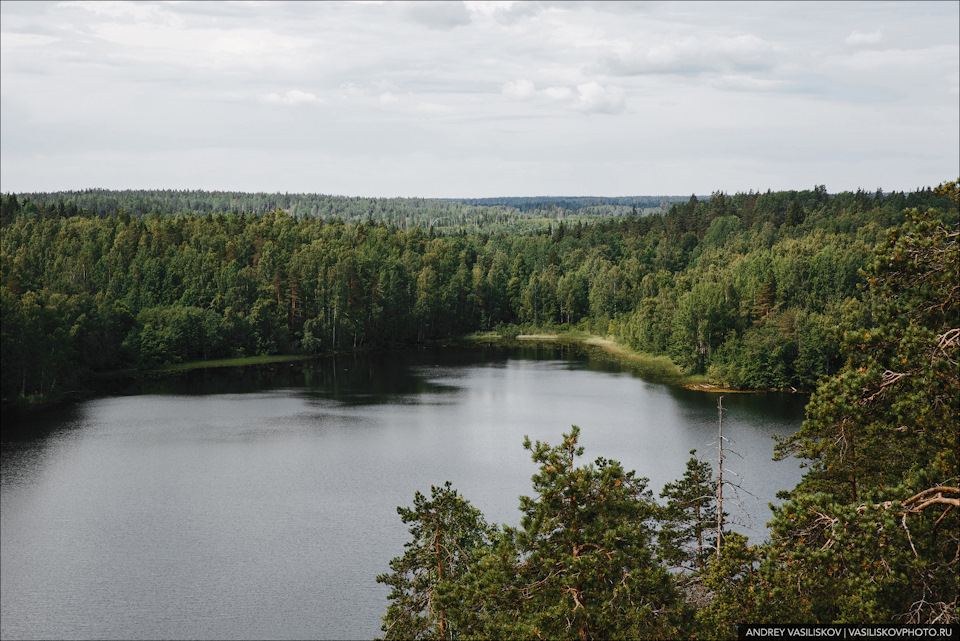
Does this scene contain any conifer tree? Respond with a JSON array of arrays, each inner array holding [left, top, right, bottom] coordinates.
[[458, 427, 689, 640], [697, 202, 957, 636], [658, 450, 719, 578], [755, 207, 959, 626], [376, 482, 493, 640]]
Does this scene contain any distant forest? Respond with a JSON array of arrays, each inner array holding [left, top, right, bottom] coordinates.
[[446, 195, 680, 215], [4, 189, 687, 235], [1, 184, 955, 407]]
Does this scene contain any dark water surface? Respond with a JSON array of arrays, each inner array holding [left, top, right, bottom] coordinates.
[[1, 344, 807, 640]]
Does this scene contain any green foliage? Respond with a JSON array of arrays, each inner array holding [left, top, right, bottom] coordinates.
[[504, 428, 687, 639], [7, 182, 957, 629], [696, 533, 762, 638], [777, 209, 958, 501], [756, 486, 958, 625], [131, 305, 227, 366]]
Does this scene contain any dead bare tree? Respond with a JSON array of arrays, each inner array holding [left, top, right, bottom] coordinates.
[[715, 396, 756, 557]]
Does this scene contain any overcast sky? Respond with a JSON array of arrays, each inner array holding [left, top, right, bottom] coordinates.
[[1, 1, 957, 198]]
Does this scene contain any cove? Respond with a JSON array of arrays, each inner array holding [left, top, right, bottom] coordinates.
[[0, 343, 807, 640]]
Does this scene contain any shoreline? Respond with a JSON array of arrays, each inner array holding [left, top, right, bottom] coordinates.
[[467, 332, 788, 394], [3, 335, 797, 415], [466, 331, 689, 386]]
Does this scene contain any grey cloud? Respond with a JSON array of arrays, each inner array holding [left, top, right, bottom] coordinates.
[[777, 74, 904, 104], [536, 0, 651, 15], [403, 1, 471, 30], [1, 0, 956, 196], [147, 1, 274, 20], [502, 80, 627, 115], [485, 1, 545, 24]]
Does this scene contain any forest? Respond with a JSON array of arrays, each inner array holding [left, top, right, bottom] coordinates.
[[1, 184, 956, 408], [1, 181, 957, 636]]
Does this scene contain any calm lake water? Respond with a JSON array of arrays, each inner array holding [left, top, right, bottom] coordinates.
[[1, 343, 807, 640]]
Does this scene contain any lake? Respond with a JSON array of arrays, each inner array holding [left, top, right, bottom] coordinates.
[[0, 343, 807, 640]]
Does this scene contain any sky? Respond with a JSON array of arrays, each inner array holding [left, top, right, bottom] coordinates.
[[1, 1, 957, 198]]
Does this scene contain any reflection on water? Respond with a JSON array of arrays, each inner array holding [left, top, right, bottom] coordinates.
[[1, 344, 807, 640], [138, 343, 593, 401]]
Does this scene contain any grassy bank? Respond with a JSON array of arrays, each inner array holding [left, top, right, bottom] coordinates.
[[464, 330, 692, 386], [464, 330, 762, 393]]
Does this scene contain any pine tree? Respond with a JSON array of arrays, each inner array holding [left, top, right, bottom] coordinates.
[[777, 208, 958, 502], [658, 450, 718, 578], [760, 207, 959, 625], [460, 427, 689, 640], [376, 481, 493, 640], [699, 203, 958, 635]]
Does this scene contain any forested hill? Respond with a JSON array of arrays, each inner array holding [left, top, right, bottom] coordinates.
[[1, 184, 956, 409]]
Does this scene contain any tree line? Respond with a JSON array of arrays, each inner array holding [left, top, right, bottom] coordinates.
[[376, 192, 958, 638], [1, 184, 955, 409]]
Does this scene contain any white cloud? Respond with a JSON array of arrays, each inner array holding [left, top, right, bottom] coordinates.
[[846, 30, 883, 46], [415, 101, 453, 115], [502, 79, 537, 99], [604, 34, 777, 76], [464, 0, 541, 24], [338, 83, 366, 99], [211, 34, 271, 55], [710, 74, 788, 92], [543, 86, 574, 102], [572, 82, 625, 115], [379, 92, 400, 105], [832, 44, 959, 79], [262, 90, 323, 106], [57, 0, 178, 24], [502, 80, 625, 115], [0, 32, 60, 50]]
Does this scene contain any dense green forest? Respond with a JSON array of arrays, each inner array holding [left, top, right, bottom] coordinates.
[[1, 184, 955, 408], [376, 187, 959, 638]]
